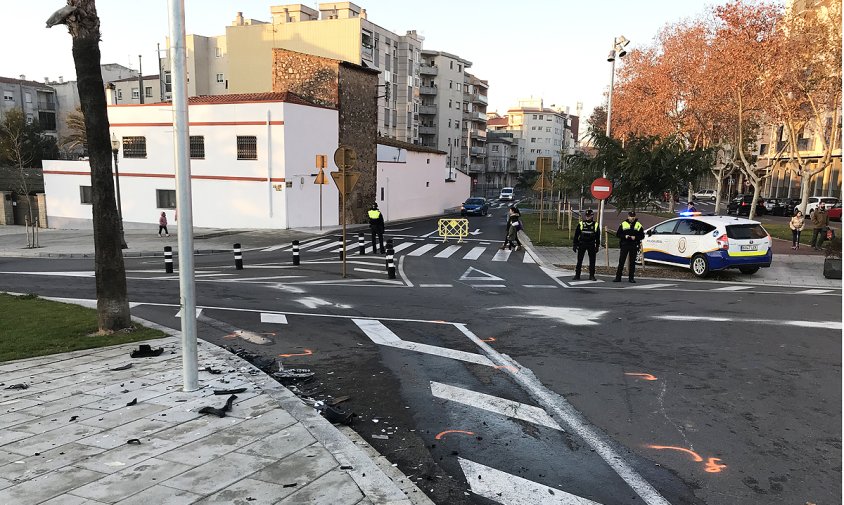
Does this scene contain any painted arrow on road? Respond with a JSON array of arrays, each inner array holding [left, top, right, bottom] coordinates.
[[469, 228, 482, 236], [497, 306, 607, 326]]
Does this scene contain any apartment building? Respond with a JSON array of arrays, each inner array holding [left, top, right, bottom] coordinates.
[[160, 2, 423, 143], [463, 72, 489, 176], [0, 76, 58, 137], [418, 50, 470, 167], [485, 131, 525, 190], [109, 75, 164, 105]]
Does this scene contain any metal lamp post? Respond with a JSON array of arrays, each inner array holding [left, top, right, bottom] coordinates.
[[599, 35, 630, 243], [110, 133, 128, 249]]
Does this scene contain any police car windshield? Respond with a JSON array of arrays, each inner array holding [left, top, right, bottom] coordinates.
[[726, 224, 767, 240]]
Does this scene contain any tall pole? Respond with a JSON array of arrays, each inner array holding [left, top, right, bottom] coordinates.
[[168, 0, 198, 392], [599, 38, 618, 246], [137, 55, 144, 104], [341, 162, 347, 278]]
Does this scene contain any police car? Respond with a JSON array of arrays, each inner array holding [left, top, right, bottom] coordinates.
[[641, 213, 772, 278]]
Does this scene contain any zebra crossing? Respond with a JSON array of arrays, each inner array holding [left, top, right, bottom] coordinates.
[[261, 238, 536, 263]]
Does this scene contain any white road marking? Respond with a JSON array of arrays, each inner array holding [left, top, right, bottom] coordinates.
[[431, 382, 562, 430], [434, 245, 461, 258], [460, 267, 504, 282], [260, 313, 288, 324], [397, 256, 413, 287], [492, 249, 512, 262], [310, 240, 346, 252], [175, 309, 203, 318], [194, 273, 235, 278], [523, 253, 536, 264], [296, 238, 331, 250], [419, 284, 454, 288], [329, 240, 359, 253], [353, 319, 495, 367], [471, 284, 507, 288], [422, 229, 440, 238], [627, 283, 676, 289], [654, 314, 841, 330], [295, 297, 351, 310], [454, 324, 671, 505], [794, 289, 834, 295], [462, 246, 486, 260], [498, 306, 606, 326], [458, 458, 603, 505], [354, 267, 386, 275], [0, 271, 94, 277], [390, 242, 416, 253], [568, 280, 603, 285], [384, 227, 412, 232], [523, 285, 557, 288], [262, 244, 288, 252], [711, 285, 754, 291], [408, 243, 438, 256]]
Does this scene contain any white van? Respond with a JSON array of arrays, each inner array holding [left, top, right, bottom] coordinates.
[[499, 187, 514, 201]]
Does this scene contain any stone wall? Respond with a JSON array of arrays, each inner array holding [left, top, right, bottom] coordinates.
[[271, 48, 339, 109]]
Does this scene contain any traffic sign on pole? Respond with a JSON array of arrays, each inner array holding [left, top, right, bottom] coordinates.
[[333, 146, 357, 170], [330, 171, 360, 194], [590, 177, 613, 200]]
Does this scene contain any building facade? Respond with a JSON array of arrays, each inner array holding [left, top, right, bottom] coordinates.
[[463, 72, 489, 178], [0, 76, 58, 137], [109, 75, 165, 105]]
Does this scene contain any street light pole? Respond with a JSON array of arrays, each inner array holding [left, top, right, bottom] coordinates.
[[110, 134, 127, 249], [599, 35, 629, 245]]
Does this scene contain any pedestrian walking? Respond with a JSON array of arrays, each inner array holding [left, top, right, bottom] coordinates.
[[789, 209, 805, 250], [500, 205, 522, 250], [158, 211, 169, 237], [686, 200, 697, 213], [572, 209, 600, 281], [614, 211, 644, 283], [367, 203, 385, 254], [810, 203, 830, 250]]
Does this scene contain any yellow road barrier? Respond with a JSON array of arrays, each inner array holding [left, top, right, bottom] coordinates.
[[438, 218, 469, 243]]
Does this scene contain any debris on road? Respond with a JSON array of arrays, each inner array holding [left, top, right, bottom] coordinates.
[[198, 394, 238, 418], [130, 344, 163, 358]]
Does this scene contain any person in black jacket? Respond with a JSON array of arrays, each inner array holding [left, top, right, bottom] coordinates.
[[367, 203, 385, 254], [614, 211, 645, 283], [572, 209, 600, 280]]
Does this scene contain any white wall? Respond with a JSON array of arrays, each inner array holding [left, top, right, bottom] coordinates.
[[377, 144, 470, 222], [43, 99, 340, 230]]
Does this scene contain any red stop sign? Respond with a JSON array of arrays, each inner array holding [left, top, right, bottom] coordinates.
[[590, 177, 613, 200]]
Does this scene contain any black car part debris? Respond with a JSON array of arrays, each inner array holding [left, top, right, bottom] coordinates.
[[198, 394, 237, 418], [130, 344, 163, 358]]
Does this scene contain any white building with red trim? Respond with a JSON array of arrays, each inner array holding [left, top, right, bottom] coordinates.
[[42, 92, 340, 230]]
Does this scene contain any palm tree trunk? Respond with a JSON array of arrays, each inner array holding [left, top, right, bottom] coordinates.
[[65, 0, 130, 330]]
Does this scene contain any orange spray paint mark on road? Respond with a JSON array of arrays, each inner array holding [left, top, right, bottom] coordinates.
[[625, 372, 657, 381], [434, 430, 476, 440], [278, 349, 313, 358], [493, 365, 517, 372], [647, 445, 727, 473], [481, 337, 496, 342]]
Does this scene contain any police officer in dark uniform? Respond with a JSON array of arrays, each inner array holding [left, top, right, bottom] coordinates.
[[614, 211, 644, 283], [367, 203, 385, 254], [572, 209, 600, 281]]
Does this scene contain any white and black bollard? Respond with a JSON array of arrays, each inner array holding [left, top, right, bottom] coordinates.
[[233, 243, 243, 270], [358, 232, 365, 255], [338, 236, 345, 260], [164, 246, 173, 273], [292, 240, 300, 266], [386, 248, 396, 279], [385, 238, 394, 266]]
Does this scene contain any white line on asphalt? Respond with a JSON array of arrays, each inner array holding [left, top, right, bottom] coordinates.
[[296, 238, 331, 250], [462, 246, 486, 260], [471, 284, 507, 288], [654, 314, 841, 329], [310, 240, 345, 252], [419, 284, 454, 288], [175, 309, 203, 318], [353, 319, 495, 367], [459, 267, 504, 282], [711, 285, 754, 291], [627, 283, 676, 289], [431, 382, 562, 430], [391, 242, 416, 253], [422, 229, 440, 238], [0, 271, 94, 277], [540, 267, 571, 288], [434, 245, 461, 258], [523, 253, 536, 264], [498, 306, 606, 326], [523, 285, 558, 288], [453, 324, 671, 505], [397, 256, 413, 287], [354, 267, 386, 275], [407, 243, 438, 256], [492, 249, 512, 262], [793, 289, 834, 295], [568, 280, 603, 285], [262, 244, 288, 252], [458, 458, 603, 505], [260, 313, 288, 324]]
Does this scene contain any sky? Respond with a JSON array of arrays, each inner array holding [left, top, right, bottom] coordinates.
[[8, 1, 729, 120]]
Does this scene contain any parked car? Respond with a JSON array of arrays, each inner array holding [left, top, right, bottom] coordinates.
[[693, 189, 717, 201], [806, 196, 839, 216], [764, 198, 787, 216], [642, 215, 772, 278], [781, 198, 802, 216], [726, 194, 766, 216], [828, 202, 842, 222], [460, 197, 489, 216], [499, 187, 515, 202]]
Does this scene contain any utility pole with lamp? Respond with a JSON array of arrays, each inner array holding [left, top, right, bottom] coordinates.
[[600, 35, 630, 245], [110, 133, 127, 249]]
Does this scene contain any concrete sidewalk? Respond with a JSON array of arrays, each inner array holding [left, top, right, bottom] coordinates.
[[0, 326, 429, 505]]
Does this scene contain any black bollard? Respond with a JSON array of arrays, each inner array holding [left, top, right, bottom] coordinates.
[[338, 235, 345, 260], [358, 232, 365, 255], [233, 243, 243, 270], [386, 248, 396, 279], [164, 246, 173, 273], [385, 238, 394, 266], [292, 240, 300, 266]]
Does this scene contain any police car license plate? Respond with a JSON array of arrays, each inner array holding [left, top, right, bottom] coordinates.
[[741, 245, 758, 251]]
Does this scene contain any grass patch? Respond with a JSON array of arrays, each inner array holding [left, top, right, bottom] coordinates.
[[520, 213, 620, 248], [0, 293, 165, 362], [761, 223, 824, 246]]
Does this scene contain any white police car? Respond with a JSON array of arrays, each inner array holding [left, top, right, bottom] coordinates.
[[642, 213, 772, 278]]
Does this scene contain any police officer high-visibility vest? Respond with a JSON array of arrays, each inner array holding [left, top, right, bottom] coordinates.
[[368, 209, 381, 220], [577, 220, 599, 247], [621, 221, 643, 232]]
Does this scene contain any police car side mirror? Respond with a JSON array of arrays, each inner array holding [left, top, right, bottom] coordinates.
[[646, 230, 654, 236]]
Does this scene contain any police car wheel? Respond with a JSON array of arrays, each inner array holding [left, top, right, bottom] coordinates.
[[691, 254, 710, 278]]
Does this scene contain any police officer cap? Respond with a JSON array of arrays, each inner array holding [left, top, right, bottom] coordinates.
[[628, 211, 636, 217], [584, 209, 594, 216]]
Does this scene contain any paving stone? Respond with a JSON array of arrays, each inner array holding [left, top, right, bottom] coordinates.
[[276, 469, 364, 505], [146, 413, 245, 445], [193, 477, 296, 505], [70, 457, 193, 503], [236, 422, 316, 460], [0, 442, 106, 481], [113, 485, 201, 505], [250, 444, 337, 485], [0, 428, 35, 447], [40, 494, 108, 504], [75, 437, 181, 474], [76, 418, 174, 450], [0, 397, 43, 414], [2, 422, 103, 456], [17, 394, 104, 417], [163, 451, 275, 495], [0, 477, 11, 490], [77, 403, 169, 429], [0, 465, 105, 505], [88, 389, 171, 412], [0, 449, 26, 467], [10, 407, 105, 434], [0, 410, 40, 429], [229, 393, 278, 417]]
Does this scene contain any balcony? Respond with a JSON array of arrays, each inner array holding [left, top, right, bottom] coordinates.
[[469, 163, 486, 172], [470, 129, 487, 139], [470, 146, 486, 155], [419, 64, 438, 76], [419, 104, 437, 115], [420, 85, 437, 95], [37, 100, 56, 111], [474, 94, 488, 105], [419, 125, 437, 135], [470, 111, 487, 121]]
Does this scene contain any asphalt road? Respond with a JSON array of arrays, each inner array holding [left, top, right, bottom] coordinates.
[[0, 202, 840, 505]]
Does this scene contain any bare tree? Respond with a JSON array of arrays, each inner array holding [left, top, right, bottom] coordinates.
[[47, 0, 130, 331]]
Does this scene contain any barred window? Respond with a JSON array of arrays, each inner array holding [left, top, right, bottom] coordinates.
[[236, 136, 257, 160], [80, 186, 92, 205], [122, 136, 147, 158], [156, 189, 176, 209], [190, 136, 205, 159]]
